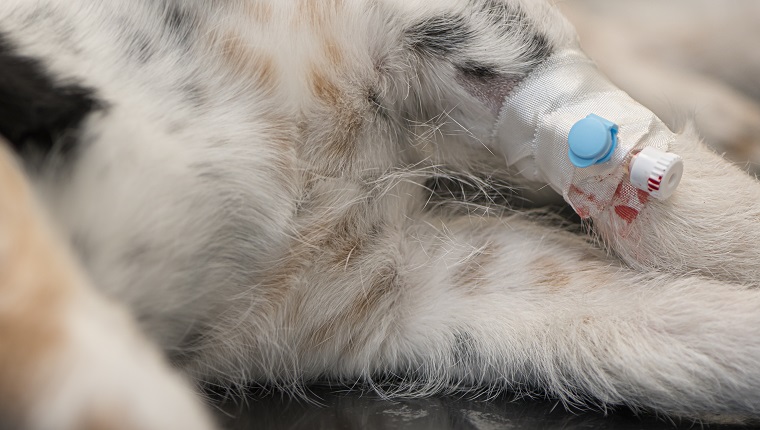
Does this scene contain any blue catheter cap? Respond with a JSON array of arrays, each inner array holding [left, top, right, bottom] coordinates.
[[568, 114, 618, 168]]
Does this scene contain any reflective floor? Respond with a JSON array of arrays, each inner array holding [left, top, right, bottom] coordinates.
[[214, 386, 758, 430]]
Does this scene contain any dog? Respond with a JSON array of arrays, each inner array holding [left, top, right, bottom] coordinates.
[[2, 0, 760, 428]]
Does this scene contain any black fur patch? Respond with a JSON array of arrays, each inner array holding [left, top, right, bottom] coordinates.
[[126, 30, 156, 64], [457, 60, 500, 79], [452, 330, 480, 368], [0, 33, 99, 159], [163, 3, 196, 40], [406, 15, 474, 58], [406, 4, 552, 81], [478, 0, 552, 65]]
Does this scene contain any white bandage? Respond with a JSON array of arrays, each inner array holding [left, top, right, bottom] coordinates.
[[492, 49, 678, 218]]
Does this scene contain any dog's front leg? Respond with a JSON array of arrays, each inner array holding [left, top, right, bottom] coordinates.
[[389, 0, 760, 286], [0, 141, 216, 430], [268, 209, 760, 423]]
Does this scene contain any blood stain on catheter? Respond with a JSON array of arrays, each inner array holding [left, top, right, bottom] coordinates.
[[614, 205, 639, 224]]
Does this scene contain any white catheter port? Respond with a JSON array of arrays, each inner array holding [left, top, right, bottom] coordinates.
[[628, 147, 683, 200]]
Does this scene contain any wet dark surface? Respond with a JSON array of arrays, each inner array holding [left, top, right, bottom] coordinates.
[[214, 386, 758, 430]]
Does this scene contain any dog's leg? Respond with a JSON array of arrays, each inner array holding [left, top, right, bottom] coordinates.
[[404, 215, 760, 421], [270, 212, 760, 422], [0, 141, 216, 430]]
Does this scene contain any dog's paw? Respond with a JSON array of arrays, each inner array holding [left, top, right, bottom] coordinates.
[[28, 299, 218, 430]]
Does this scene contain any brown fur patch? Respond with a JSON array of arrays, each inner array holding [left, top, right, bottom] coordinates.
[[453, 243, 497, 295], [323, 37, 344, 67], [348, 266, 399, 326], [306, 265, 400, 353], [0, 143, 79, 420], [340, 265, 400, 356], [265, 191, 380, 332], [531, 256, 572, 293], [0, 285, 65, 420], [306, 65, 364, 168], [292, 204, 374, 269], [255, 230, 315, 315], [78, 405, 132, 430], [325, 214, 377, 268], [309, 66, 341, 107], [214, 31, 278, 92]]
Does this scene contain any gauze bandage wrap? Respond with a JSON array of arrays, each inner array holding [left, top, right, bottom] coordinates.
[[492, 49, 680, 219]]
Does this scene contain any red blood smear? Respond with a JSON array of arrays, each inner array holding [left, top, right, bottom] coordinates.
[[614, 205, 639, 224], [576, 206, 590, 218], [569, 185, 585, 198], [637, 189, 650, 205], [613, 182, 625, 199], [569, 186, 595, 217]]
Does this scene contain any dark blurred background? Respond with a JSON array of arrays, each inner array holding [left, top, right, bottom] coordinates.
[[213, 385, 758, 429]]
